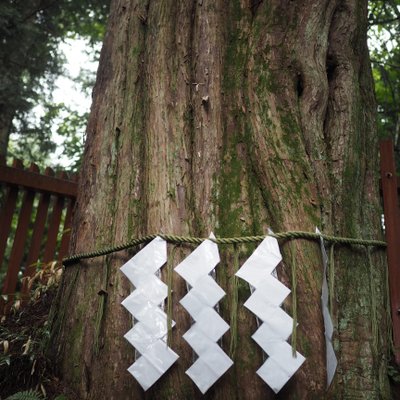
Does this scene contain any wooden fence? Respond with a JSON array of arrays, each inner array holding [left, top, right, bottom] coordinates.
[[0, 158, 77, 313], [380, 139, 400, 364]]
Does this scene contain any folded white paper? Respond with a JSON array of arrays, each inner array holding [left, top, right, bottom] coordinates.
[[316, 228, 337, 387], [235, 235, 305, 393], [120, 237, 179, 390], [174, 236, 220, 287], [175, 234, 233, 393], [257, 342, 305, 393], [235, 236, 282, 287]]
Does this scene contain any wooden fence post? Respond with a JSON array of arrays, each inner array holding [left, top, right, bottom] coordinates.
[[0, 159, 23, 271], [380, 139, 400, 365]]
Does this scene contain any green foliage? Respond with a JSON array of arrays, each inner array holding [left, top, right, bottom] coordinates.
[[0, 0, 110, 168], [0, 1, 62, 134], [368, 0, 400, 161], [387, 364, 400, 384], [5, 390, 44, 400], [55, 108, 88, 172], [8, 103, 60, 168], [8, 102, 87, 172]]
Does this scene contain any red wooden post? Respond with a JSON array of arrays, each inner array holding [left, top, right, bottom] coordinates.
[[0, 159, 23, 271], [42, 172, 67, 264], [42, 196, 65, 264], [57, 172, 78, 262], [58, 197, 75, 262], [380, 139, 400, 364]]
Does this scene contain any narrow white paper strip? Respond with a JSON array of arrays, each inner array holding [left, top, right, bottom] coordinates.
[[235, 235, 305, 393], [175, 233, 233, 394], [316, 228, 337, 387], [120, 236, 179, 390]]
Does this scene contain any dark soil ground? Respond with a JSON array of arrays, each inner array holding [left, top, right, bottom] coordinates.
[[0, 288, 77, 400]]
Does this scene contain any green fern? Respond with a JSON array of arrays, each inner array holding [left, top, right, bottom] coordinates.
[[5, 390, 44, 400]]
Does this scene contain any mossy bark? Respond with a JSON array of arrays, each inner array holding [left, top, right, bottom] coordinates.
[[50, 0, 390, 398]]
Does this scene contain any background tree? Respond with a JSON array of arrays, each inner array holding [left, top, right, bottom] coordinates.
[[368, 0, 400, 165], [0, 0, 110, 165], [50, 0, 391, 399]]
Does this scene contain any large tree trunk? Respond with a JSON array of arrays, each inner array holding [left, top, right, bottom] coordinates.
[[50, 0, 390, 398]]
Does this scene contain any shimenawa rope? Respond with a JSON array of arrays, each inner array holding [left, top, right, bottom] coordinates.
[[62, 231, 386, 267]]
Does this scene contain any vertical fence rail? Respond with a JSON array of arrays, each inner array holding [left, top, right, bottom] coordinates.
[[0, 159, 22, 268], [380, 139, 400, 365], [22, 172, 53, 290], [58, 197, 75, 263], [0, 159, 78, 313], [43, 190, 65, 264]]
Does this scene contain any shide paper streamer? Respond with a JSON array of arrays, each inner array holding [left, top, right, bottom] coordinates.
[[120, 236, 179, 391], [235, 236, 305, 393], [175, 233, 233, 394], [316, 228, 337, 387]]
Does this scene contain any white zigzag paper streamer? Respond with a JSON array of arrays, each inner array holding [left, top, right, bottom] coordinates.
[[316, 228, 337, 387], [235, 236, 305, 393], [120, 236, 179, 391], [175, 233, 233, 394]]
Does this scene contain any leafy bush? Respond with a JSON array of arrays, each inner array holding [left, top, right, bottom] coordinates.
[[5, 389, 44, 400]]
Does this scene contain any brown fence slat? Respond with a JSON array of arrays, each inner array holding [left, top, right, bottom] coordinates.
[[43, 194, 65, 264], [58, 198, 75, 262], [0, 163, 77, 197], [21, 194, 51, 299], [21, 168, 55, 297], [380, 139, 400, 365], [0, 159, 23, 271], [23, 192, 51, 277]]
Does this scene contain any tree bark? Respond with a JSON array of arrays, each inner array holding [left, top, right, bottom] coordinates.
[[50, 0, 391, 399]]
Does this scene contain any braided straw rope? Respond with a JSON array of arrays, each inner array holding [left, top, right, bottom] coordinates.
[[62, 231, 386, 267]]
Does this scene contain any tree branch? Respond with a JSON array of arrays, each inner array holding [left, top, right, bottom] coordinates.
[[371, 59, 400, 70], [18, 0, 59, 25], [368, 16, 400, 26]]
